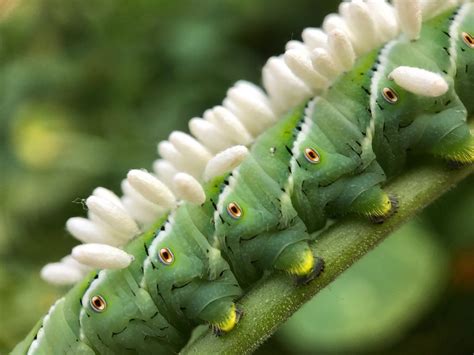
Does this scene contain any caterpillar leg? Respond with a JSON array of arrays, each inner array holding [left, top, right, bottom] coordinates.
[[274, 241, 324, 284], [433, 135, 474, 166], [349, 186, 397, 224], [202, 301, 242, 336], [191, 271, 243, 335]]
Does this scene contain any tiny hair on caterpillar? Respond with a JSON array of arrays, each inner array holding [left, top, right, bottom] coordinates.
[[12, 0, 474, 354]]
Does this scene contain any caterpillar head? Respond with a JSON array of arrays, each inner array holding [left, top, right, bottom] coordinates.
[[143, 216, 241, 325]]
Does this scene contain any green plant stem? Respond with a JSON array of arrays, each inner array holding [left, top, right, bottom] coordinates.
[[183, 154, 473, 354]]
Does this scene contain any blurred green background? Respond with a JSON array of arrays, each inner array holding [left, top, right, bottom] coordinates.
[[0, 0, 473, 353]]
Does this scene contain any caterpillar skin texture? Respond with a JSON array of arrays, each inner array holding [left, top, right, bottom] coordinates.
[[13, 3, 474, 355]]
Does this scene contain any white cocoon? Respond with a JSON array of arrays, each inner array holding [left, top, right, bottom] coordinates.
[[389, 66, 449, 97], [66, 217, 122, 246], [72, 243, 133, 269], [393, 0, 422, 40], [174, 173, 206, 205], [86, 196, 140, 238], [41, 262, 84, 285], [204, 145, 249, 181], [127, 169, 176, 209]]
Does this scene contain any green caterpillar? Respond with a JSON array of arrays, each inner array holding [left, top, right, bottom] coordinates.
[[13, 0, 474, 354]]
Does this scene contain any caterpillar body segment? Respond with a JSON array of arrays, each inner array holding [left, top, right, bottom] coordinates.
[[290, 52, 392, 230], [370, 7, 474, 175], [138, 199, 242, 334], [77, 223, 188, 355], [15, 2, 474, 354], [213, 104, 317, 285], [79, 272, 182, 354], [26, 225, 187, 355], [141, 205, 242, 333]]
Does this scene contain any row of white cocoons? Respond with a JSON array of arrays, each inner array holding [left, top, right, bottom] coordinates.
[[160, 0, 460, 180], [41, 147, 250, 285], [41, 0, 462, 285]]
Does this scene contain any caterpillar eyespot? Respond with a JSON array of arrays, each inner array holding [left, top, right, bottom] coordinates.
[[90, 295, 106, 313], [382, 87, 399, 104], [159, 248, 174, 265], [304, 147, 321, 164], [462, 31, 474, 48], [227, 202, 242, 219]]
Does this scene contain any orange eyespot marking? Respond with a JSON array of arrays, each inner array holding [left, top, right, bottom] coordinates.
[[382, 87, 398, 104], [227, 202, 242, 219], [462, 32, 474, 48], [159, 248, 174, 265], [304, 148, 321, 164], [90, 295, 106, 312]]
